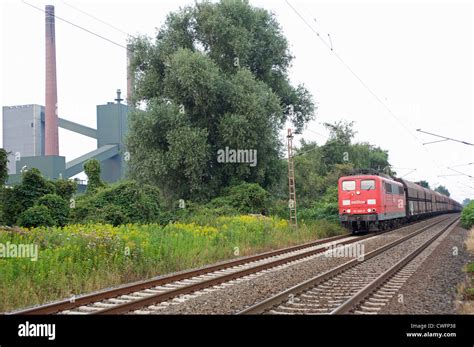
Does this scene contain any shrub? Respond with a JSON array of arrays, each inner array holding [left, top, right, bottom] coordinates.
[[210, 182, 270, 214], [69, 181, 162, 225], [1, 169, 55, 225], [37, 194, 69, 226], [17, 205, 54, 228], [52, 179, 77, 201], [461, 201, 474, 229], [95, 205, 128, 226]]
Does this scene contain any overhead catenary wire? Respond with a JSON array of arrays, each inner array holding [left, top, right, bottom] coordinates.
[[22, 0, 130, 51], [284, 0, 469, 196], [62, 1, 137, 39]]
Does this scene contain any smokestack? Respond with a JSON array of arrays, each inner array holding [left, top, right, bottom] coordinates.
[[45, 5, 59, 156], [126, 44, 132, 105]]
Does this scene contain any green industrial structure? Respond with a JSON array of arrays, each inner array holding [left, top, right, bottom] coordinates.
[[3, 90, 129, 186]]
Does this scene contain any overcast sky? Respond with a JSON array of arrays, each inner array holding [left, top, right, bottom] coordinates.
[[1, 0, 473, 202]]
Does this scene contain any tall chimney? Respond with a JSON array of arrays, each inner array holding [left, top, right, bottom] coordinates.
[[126, 43, 133, 105], [45, 5, 59, 156]]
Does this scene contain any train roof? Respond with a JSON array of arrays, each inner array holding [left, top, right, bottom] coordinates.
[[339, 174, 402, 185]]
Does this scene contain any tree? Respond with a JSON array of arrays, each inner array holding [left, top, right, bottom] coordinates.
[[434, 185, 450, 197], [416, 180, 430, 189], [84, 159, 105, 193], [0, 148, 9, 186], [321, 121, 355, 168], [462, 198, 472, 207], [292, 121, 393, 208], [127, 0, 315, 200]]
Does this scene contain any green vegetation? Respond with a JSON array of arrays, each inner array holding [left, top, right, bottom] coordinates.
[[127, 0, 315, 201], [461, 201, 474, 229], [0, 216, 345, 311], [83, 159, 105, 193], [0, 148, 8, 186], [2, 169, 57, 226], [37, 194, 69, 227], [1, 1, 464, 312], [17, 205, 55, 228], [209, 183, 270, 214], [69, 181, 163, 226]]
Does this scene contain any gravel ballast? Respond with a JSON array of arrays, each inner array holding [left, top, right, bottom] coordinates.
[[381, 224, 471, 314], [135, 215, 458, 314]]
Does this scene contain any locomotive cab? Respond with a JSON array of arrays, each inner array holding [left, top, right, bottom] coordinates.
[[338, 175, 379, 232], [338, 174, 405, 233]]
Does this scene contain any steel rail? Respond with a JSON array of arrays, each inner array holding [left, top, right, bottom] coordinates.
[[237, 216, 455, 314], [10, 233, 350, 314], [11, 216, 450, 315], [94, 217, 448, 315], [330, 218, 459, 314]]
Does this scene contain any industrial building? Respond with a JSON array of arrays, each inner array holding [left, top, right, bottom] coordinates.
[[2, 4, 129, 186], [2, 94, 129, 185]]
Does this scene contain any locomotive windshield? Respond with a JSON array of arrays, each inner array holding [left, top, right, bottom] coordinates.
[[342, 180, 356, 191], [361, 179, 375, 190]]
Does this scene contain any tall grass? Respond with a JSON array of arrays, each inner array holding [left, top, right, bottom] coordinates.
[[0, 216, 345, 312]]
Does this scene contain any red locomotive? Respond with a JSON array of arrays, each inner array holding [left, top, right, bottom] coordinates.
[[338, 172, 462, 232]]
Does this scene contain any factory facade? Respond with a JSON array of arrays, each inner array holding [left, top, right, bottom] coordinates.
[[2, 4, 130, 186], [3, 95, 129, 185]]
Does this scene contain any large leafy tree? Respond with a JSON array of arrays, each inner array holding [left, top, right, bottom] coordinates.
[[127, 0, 315, 201]]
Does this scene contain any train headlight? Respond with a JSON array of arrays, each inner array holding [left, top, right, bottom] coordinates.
[[372, 208, 376, 212], [367, 208, 372, 212], [347, 209, 351, 213]]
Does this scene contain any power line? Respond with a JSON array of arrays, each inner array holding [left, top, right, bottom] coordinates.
[[450, 162, 473, 169], [448, 167, 473, 179], [284, 0, 420, 144], [285, 0, 467, 194], [22, 0, 129, 51], [416, 129, 474, 146], [62, 1, 136, 38], [304, 128, 329, 140]]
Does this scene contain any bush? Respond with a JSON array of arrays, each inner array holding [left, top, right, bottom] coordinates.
[[1, 169, 56, 225], [461, 201, 474, 229], [69, 181, 162, 224], [37, 194, 69, 227], [17, 205, 54, 228], [297, 184, 339, 223], [95, 205, 128, 226], [209, 183, 270, 214], [52, 179, 77, 201]]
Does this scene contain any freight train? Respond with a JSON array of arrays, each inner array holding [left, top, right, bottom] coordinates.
[[338, 172, 462, 232]]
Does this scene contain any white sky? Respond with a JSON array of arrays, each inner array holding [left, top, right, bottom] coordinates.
[[1, 0, 473, 202]]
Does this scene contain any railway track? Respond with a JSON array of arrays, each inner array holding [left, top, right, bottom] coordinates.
[[238, 215, 459, 315], [9, 215, 450, 315], [10, 232, 355, 314]]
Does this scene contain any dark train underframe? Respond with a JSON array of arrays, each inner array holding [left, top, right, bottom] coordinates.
[[341, 210, 456, 233]]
